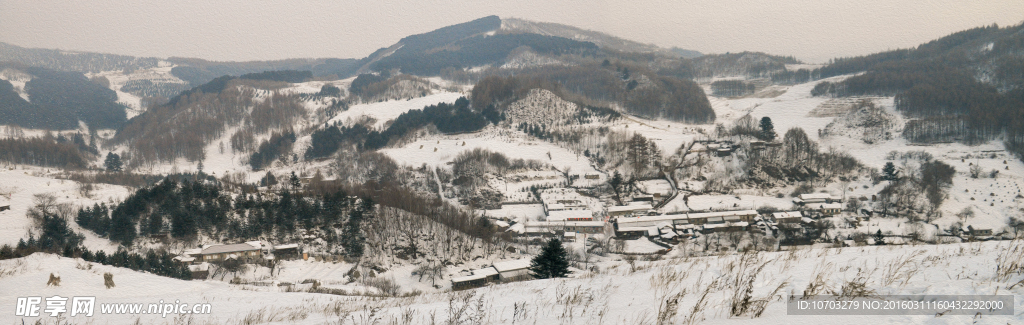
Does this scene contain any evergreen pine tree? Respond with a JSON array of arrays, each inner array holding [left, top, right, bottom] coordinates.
[[104, 152, 123, 172], [759, 117, 777, 141], [529, 238, 569, 279], [874, 229, 886, 245], [290, 171, 300, 190], [882, 162, 898, 181]]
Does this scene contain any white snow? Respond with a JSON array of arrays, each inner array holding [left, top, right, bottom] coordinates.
[[328, 91, 465, 129], [0, 167, 129, 252]]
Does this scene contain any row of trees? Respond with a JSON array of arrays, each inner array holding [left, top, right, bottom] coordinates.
[[0, 136, 90, 168], [305, 97, 493, 159], [0, 193, 192, 280], [75, 177, 368, 253], [710, 80, 755, 97]]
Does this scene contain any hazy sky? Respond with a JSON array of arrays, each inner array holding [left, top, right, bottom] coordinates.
[[1, 1, 1021, 63]]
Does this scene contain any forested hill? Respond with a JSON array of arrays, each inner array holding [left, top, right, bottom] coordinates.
[[0, 65, 128, 130], [365, 16, 600, 75], [809, 22, 1024, 156]]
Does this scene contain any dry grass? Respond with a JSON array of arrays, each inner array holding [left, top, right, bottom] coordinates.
[[880, 249, 925, 289], [996, 239, 1024, 282]]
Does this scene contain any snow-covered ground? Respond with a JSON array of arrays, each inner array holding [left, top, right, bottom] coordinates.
[[5, 240, 1024, 324], [0, 167, 129, 252], [328, 91, 466, 129], [381, 128, 599, 176]]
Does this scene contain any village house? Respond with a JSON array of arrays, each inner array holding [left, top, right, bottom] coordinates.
[[810, 203, 843, 216], [196, 243, 262, 262], [607, 202, 653, 217], [613, 210, 758, 236], [0, 197, 10, 212], [272, 243, 301, 260], [793, 193, 841, 205], [451, 258, 532, 290], [771, 211, 803, 224], [614, 225, 659, 239], [967, 226, 993, 237], [523, 221, 605, 235], [493, 258, 532, 281], [546, 209, 594, 222], [451, 273, 489, 290], [539, 188, 593, 217], [188, 263, 210, 280], [451, 266, 501, 290]]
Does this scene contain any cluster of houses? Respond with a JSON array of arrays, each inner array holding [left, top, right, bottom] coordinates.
[[451, 258, 532, 290], [172, 241, 301, 279], [512, 192, 856, 243]]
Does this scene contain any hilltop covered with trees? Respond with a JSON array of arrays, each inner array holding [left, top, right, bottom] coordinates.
[[0, 65, 128, 130], [808, 23, 1024, 156]]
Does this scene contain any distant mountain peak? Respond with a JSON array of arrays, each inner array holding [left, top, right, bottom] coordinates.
[[499, 17, 699, 57]]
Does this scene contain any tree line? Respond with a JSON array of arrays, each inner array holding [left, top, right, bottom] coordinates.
[[305, 97, 493, 159], [0, 135, 91, 168], [0, 193, 191, 280], [75, 176, 374, 258]]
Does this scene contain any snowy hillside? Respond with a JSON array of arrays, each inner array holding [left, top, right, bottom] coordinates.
[[5, 240, 1024, 324]]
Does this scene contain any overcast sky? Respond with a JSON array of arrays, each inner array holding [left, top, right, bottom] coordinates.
[[1, 1, 1021, 63]]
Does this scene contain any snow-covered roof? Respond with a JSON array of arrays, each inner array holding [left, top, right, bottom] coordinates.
[[799, 193, 835, 200], [273, 244, 299, 250], [688, 210, 758, 219], [772, 211, 802, 219], [564, 232, 577, 238], [452, 273, 487, 283], [525, 221, 605, 227], [199, 243, 260, 255], [474, 267, 499, 277], [245, 241, 264, 249], [493, 258, 532, 272], [183, 248, 203, 256], [547, 209, 593, 221], [616, 209, 758, 227], [173, 256, 195, 262], [188, 262, 210, 272], [608, 203, 653, 213], [814, 203, 843, 210]]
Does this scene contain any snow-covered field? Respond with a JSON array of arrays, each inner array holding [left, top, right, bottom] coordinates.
[[381, 128, 599, 175], [328, 91, 466, 129], [0, 167, 129, 252], [5, 240, 1024, 324]]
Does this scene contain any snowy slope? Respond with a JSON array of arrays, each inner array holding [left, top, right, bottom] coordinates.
[[0, 167, 129, 251], [5, 240, 1024, 324], [328, 91, 466, 129]]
